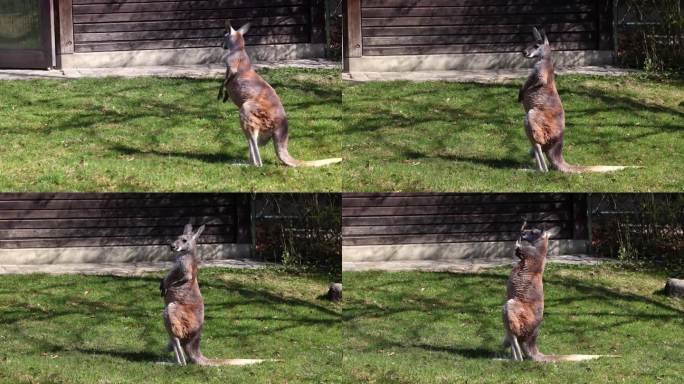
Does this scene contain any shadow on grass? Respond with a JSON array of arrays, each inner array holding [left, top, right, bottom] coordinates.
[[343, 77, 683, 171], [344, 269, 683, 360], [74, 347, 161, 363], [110, 143, 247, 164], [0, 272, 340, 363]]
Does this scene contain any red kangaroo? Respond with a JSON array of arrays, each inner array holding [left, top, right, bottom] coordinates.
[[502, 221, 616, 362], [160, 224, 270, 366], [519, 27, 635, 173], [217, 21, 342, 167]]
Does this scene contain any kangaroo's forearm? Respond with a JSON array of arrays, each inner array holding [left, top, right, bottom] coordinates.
[[163, 263, 191, 288]]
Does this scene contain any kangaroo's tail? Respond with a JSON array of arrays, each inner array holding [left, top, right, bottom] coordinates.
[[535, 354, 619, 362], [546, 144, 639, 173], [274, 138, 341, 167], [185, 343, 275, 366], [201, 358, 276, 366]]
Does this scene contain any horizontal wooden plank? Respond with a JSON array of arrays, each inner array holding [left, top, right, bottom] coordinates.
[[73, 0, 306, 14], [343, 193, 509, 198], [74, 25, 306, 43], [0, 197, 235, 210], [342, 212, 569, 226], [0, 193, 239, 201], [0, 216, 233, 229], [0, 206, 234, 220], [342, 229, 571, 246], [343, 202, 569, 216], [74, 17, 307, 33], [362, 0, 591, 6], [342, 222, 570, 236], [363, 32, 594, 47], [362, 41, 596, 55], [0, 225, 231, 240], [362, 13, 594, 27], [362, 23, 597, 37], [74, 34, 308, 52], [342, 193, 569, 207], [73, 7, 307, 23], [0, 235, 234, 249], [362, 5, 594, 18]]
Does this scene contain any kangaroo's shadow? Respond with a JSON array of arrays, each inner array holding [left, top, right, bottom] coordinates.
[[74, 347, 161, 363], [411, 343, 499, 359], [403, 149, 528, 170], [110, 144, 247, 164]]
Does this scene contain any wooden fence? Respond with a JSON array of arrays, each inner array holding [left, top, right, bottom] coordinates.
[[347, 0, 613, 57], [0, 193, 250, 249], [342, 193, 588, 246], [59, 0, 325, 54]]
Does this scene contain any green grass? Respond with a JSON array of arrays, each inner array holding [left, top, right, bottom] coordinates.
[[343, 265, 684, 383], [0, 68, 342, 192], [0, 268, 342, 383], [342, 75, 684, 191]]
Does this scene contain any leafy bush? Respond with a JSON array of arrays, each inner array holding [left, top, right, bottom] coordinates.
[[616, 0, 684, 72], [255, 193, 341, 279], [591, 194, 684, 275], [325, 0, 343, 59]]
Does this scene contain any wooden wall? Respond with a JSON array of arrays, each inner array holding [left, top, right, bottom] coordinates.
[[342, 193, 588, 246], [0, 193, 250, 249], [354, 0, 612, 56], [66, 0, 325, 53]]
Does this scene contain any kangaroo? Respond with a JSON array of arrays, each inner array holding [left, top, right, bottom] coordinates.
[[519, 27, 635, 173], [160, 224, 270, 366], [502, 221, 616, 362], [217, 21, 342, 167]]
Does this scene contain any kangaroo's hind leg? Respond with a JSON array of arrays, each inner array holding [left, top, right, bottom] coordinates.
[[510, 335, 523, 361], [534, 144, 548, 172], [240, 104, 264, 167], [172, 337, 187, 366], [246, 133, 262, 167]]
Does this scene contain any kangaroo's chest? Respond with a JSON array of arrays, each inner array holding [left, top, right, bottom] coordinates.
[[227, 72, 279, 107], [166, 279, 203, 305], [508, 268, 544, 304]]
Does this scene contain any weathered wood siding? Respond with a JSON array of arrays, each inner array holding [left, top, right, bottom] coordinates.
[[342, 193, 587, 246], [0, 193, 250, 248], [359, 0, 611, 56], [70, 0, 324, 53]]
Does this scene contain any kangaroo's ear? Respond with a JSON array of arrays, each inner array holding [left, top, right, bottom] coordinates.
[[238, 23, 251, 35], [226, 20, 237, 34], [541, 28, 549, 45], [184, 223, 193, 235], [544, 225, 560, 238], [532, 27, 542, 42], [193, 225, 206, 239]]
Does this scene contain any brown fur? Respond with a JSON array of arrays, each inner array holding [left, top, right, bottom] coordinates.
[[161, 224, 270, 366], [218, 22, 342, 167], [502, 222, 617, 362], [520, 28, 636, 173]]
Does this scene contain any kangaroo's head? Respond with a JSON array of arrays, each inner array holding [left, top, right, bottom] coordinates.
[[522, 27, 551, 60], [514, 221, 550, 261], [222, 20, 251, 52], [171, 224, 205, 253]]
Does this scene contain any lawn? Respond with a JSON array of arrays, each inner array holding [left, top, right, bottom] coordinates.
[[0, 268, 342, 384], [0, 68, 342, 192], [343, 265, 684, 383], [342, 75, 684, 191]]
